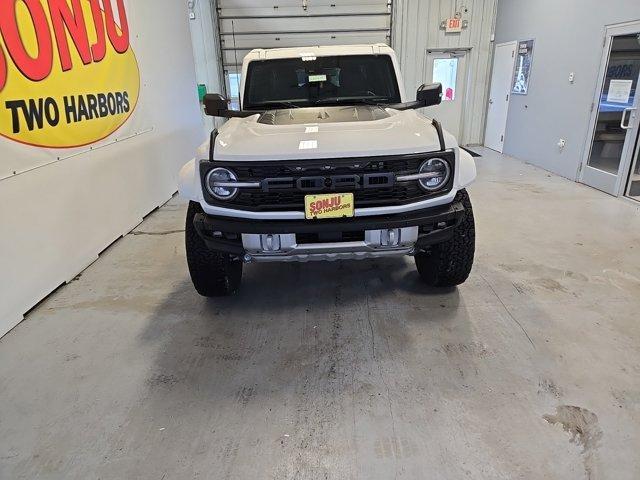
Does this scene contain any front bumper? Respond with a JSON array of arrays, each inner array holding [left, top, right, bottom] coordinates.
[[193, 199, 465, 263]]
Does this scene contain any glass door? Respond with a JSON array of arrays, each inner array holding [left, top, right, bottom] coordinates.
[[581, 30, 640, 196]]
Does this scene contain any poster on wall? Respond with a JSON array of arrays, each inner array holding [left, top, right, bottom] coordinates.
[[0, 0, 140, 156], [512, 39, 535, 95]]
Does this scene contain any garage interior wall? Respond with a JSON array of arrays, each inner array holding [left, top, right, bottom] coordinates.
[[0, 0, 205, 337], [494, 0, 640, 180], [188, 0, 497, 146], [189, 0, 226, 131], [392, 0, 498, 145]]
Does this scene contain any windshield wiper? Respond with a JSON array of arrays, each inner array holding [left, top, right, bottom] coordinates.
[[251, 101, 302, 109], [353, 98, 391, 107], [314, 96, 391, 106]]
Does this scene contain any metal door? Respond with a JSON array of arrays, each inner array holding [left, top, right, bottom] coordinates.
[[216, 0, 393, 105], [485, 42, 517, 153], [425, 50, 468, 139]]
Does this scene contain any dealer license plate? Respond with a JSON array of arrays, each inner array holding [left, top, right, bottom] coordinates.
[[304, 193, 354, 220]]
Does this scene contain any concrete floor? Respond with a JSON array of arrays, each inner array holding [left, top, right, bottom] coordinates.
[[1, 148, 640, 480]]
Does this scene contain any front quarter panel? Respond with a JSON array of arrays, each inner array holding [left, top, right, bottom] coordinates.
[[178, 141, 208, 202]]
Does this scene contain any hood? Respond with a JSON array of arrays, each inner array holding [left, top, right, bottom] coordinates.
[[213, 106, 452, 161]]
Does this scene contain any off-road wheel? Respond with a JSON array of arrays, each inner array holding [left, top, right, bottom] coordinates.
[[414, 189, 475, 287], [185, 201, 243, 296]]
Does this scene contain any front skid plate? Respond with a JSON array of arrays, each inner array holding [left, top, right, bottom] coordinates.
[[246, 248, 414, 263]]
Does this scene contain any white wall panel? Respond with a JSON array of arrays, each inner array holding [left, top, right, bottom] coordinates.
[[218, 0, 385, 8], [220, 32, 389, 66], [392, 0, 498, 145], [190, 0, 226, 131], [219, 4, 390, 17], [0, 0, 205, 337], [220, 15, 389, 33]]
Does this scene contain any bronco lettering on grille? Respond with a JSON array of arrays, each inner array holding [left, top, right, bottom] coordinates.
[[261, 173, 394, 192]]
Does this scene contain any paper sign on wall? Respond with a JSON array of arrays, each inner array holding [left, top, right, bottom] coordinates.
[[607, 80, 633, 104]]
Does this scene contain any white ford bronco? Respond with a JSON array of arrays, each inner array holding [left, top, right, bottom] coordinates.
[[179, 44, 477, 296]]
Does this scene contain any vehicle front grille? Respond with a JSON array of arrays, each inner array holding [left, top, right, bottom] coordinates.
[[228, 183, 429, 211], [200, 152, 455, 212]]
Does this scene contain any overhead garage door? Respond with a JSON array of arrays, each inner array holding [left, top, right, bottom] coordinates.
[[215, 0, 393, 103]]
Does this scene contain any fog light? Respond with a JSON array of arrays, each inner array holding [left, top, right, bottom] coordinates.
[[260, 234, 281, 252], [380, 228, 401, 247], [418, 158, 450, 191]]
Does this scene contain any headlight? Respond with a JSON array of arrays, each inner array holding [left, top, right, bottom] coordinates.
[[418, 158, 450, 191], [205, 168, 239, 200]]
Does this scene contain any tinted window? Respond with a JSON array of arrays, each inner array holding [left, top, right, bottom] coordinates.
[[243, 55, 401, 109]]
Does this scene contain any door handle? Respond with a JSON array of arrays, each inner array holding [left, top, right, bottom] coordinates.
[[621, 107, 637, 129], [489, 99, 494, 104]]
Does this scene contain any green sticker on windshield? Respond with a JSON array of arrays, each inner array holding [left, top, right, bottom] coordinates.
[[308, 74, 327, 83]]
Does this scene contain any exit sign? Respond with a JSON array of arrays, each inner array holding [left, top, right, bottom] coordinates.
[[445, 18, 463, 33]]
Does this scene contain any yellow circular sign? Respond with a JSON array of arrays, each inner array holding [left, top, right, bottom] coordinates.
[[0, 0, 140, 148]]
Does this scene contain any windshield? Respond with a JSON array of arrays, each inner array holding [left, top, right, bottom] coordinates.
[[243, 54, 401, 110]]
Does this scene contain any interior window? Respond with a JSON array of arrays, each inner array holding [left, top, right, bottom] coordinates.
[[432, 58, 459, 101], [226, 73, 241, 110]]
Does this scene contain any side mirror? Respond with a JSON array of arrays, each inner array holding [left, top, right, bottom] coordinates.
[[416, 83, 443, 107], [203, 93, 229, 117]]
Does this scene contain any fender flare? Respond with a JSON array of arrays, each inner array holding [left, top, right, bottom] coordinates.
[[178, 141, 209, 201], [457, 148, 477, 189]]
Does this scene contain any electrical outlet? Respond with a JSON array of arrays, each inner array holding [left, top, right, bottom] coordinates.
[[568, 72, 575, 84], [558, 139, 566, 150]]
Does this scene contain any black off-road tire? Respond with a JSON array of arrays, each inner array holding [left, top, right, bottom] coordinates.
[[414, 189, 475, 287], [185, 201, 243, 296]]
